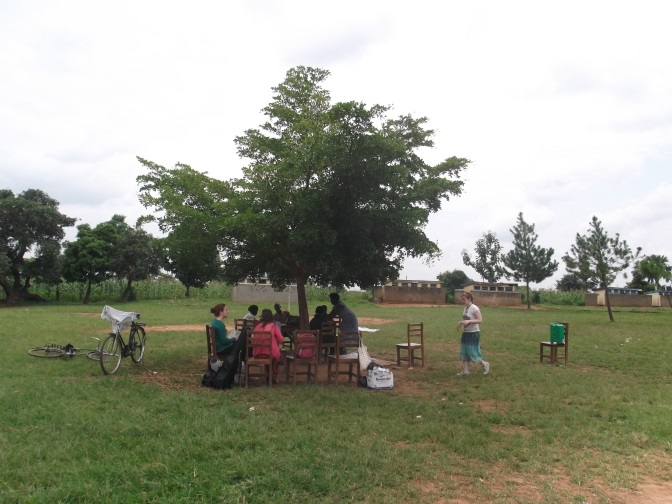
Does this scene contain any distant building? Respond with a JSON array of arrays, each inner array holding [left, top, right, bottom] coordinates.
[[374, 279, 445, 304], [455, 282, 521, 306], [586, 286, 651, 307], [231, 277, 298, 305]]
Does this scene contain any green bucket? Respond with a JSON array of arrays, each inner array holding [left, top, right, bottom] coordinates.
[[550, 323, 565, 344]]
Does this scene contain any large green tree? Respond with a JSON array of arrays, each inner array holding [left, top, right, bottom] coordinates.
[[562, 216, 638, 322], [500, 212, 559, 309], [138, 66, 469, 326], [0, 189, 76, 304], [637, 254, 672, 308], [462, 231, 503, 283], [437, 269, 472, 303], [61, 221, 118, 304], [160, 222, 222, 297], [556, 272, 597, 292], [109, 215, 163, 302]]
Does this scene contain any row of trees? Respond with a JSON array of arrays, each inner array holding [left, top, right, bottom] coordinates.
[[459, 213, 670, 321]]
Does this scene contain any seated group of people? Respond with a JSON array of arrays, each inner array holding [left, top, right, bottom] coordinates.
[[208, 293, 359, 382]]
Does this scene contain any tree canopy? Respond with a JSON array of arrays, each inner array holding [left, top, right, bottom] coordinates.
[[138, 66, 469, 326], [437, 269, 472, 303], [500, 212, 558, 309], [0, 189, 76, 303], [462, 231, 503, 284], [562, 216, 638, 321]]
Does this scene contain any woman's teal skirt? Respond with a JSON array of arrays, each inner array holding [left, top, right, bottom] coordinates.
[[460, 331, 482, 363]]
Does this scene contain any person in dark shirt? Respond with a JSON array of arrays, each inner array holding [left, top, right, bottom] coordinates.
[[309, 305, 329, 330], [326, 293, 358, 332]]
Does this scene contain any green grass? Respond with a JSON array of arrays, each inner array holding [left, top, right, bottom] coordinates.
[[1, 300, 671, 503]]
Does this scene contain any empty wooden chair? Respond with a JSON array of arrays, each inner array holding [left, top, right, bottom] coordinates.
[[539, 322, 569, 364], [396, 322, 425, 368], [327, 330, 360, 384], [245, 331, 273, 387], [319, 320, 337, 363], [285, 330, 320, 384]]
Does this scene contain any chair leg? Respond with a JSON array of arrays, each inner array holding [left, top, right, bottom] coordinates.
[[396, 346, 401, 366]]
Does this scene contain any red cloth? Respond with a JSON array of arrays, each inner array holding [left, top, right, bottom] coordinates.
[[252, 322, 284, 361]]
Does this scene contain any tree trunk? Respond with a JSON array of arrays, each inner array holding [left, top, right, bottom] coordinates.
[[0, 275, 15, 304], [526, 281, 531, 309], [295, 276, 309, 329], [604, 288, 615, 322], [83, 279, 92, 305], [185, 285, 190, 297], [120, 278, 133, 302]]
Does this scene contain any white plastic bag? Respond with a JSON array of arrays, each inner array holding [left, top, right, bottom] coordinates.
[[367, 365, 394, 390]]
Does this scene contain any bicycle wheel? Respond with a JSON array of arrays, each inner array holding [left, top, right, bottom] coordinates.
[[130, 326, 146, 363], [28, 346, 65, 358], [100, 333, 123, 375], [86, 350, 100, 361]]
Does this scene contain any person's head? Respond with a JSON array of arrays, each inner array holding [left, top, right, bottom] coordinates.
[[461, 292, 473, 304], [315, 305, 327, 315], [257, 308, 274, 325], [210, 303, 228, 318], [329, 292, 340, 305], [248, 305, 259, 316]]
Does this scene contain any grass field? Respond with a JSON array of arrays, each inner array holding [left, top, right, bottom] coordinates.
[[1, 299, 671, 503]]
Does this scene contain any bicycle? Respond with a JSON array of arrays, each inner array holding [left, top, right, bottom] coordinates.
[[28, 338, 102, 360], [99, 305, 147, 375]]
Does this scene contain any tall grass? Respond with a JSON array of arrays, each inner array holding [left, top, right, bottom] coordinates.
[[1, 300, 671, 503]]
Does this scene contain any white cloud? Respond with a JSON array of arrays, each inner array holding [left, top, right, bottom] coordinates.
[[2, 0, 671, 288]]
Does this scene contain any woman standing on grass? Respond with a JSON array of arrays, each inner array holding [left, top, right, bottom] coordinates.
[[456, 292, 490, 376]]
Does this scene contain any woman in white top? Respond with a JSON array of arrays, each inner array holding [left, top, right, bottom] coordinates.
[[456, 292, 490, 376]]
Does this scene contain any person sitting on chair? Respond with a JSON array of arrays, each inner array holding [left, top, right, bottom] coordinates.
[[310, 305, 329, 331], [253, 308, 285, 383], [326, 293, 358, 332], [210, 303, 234, 356], [244, 305, 259, 321]]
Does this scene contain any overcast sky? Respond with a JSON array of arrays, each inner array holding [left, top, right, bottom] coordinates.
[[2, 0, 671, 288]]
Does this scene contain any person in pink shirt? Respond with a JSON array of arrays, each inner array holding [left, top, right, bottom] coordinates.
[[252, 308, 285, 383]]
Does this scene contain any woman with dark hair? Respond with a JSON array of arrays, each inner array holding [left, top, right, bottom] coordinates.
[[210, 304, 233, 355], [253, 308, 285, 383]]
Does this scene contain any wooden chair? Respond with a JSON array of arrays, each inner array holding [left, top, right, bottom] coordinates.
[[245, 331, 273, 387], [327, 330, 360, 384], [285, 330, 319, 384], [206, 324, 217, 369], [539, 322, 569, 364], [319, 320, 337, 363], [396, 322, 425, 368]]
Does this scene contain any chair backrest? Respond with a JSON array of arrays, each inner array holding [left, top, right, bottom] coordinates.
[[206, 324, 217, 359], [333, 315, 341, 331], [408, 322, 424, 346], [321, 320, 336, 342], [293, 329, 320, 359], [336, 330, 360, 354], [246, 330, 273, 360]]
